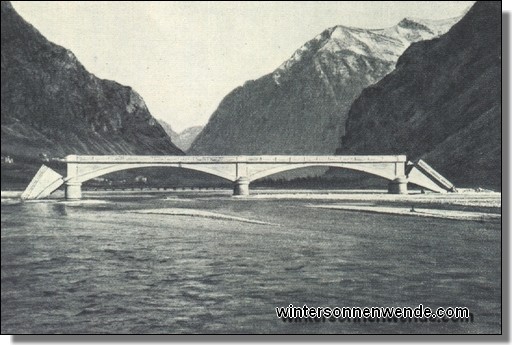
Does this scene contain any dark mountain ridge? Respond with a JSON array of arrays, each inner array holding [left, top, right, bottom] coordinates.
[[339, 1, 501, 188], [1, 1, 183, 163]]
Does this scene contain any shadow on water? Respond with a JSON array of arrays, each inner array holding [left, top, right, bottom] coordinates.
[[52, 203, 68, 216]]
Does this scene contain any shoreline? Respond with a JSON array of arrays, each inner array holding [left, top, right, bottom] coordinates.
[[306, 204, 501, 223], [2, 189, 501, 222]]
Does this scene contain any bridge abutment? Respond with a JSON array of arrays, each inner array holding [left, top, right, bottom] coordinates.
[[233, 177, 250, 196], [388, 177, 408, 194], [65, 181, 82, 199]]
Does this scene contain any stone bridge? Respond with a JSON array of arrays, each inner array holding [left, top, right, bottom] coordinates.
[[21, 155, 455, 200]]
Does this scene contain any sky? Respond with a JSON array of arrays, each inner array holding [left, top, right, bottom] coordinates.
[[11, 1, 474, 132]]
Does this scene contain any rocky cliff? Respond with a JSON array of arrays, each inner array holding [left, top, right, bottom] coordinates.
[[339, 1, 501, 188], [1, 1, 183, 167], [189, 16, 459, 155]]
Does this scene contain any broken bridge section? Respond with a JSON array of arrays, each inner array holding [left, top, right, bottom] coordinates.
[[406, 159, 456, 193], [20, 165, 64, 200]]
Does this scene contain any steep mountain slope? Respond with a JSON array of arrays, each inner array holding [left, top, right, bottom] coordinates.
[[189, 16, 459, 155], [1, 1, 183, 165], [176, 126, 203, 152], [158, 120, 179, 145], [339, 1, 501, 187], [159, 120, 203, 152]]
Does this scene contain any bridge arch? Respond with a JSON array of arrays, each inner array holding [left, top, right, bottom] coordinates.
[[56, 155, 410, 199], [71, 163, 235, 184], [248, 163, 399, 182]]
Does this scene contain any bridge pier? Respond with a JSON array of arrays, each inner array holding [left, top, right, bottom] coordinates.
[[65, 181, 82, 199], [233, 177, 250, 196], [388, 177, 408, 194]]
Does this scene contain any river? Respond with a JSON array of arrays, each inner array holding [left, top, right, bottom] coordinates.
[[1, 191, 501, 334]]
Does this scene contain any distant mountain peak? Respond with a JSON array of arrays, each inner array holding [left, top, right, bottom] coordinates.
[[272, 15, 460, 85], [158, 119, 203, 152]]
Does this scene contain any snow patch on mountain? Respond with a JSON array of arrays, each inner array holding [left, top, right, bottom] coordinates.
[[273, 16, 461, 85]]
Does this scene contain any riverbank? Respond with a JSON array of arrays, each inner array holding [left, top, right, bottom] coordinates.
[[2, 188, 501, 222], [306, 204, 501, 222]]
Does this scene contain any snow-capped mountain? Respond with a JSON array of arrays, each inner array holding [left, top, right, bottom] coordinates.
[[189, 16, 460, 156], [273, 17, 458, 85]]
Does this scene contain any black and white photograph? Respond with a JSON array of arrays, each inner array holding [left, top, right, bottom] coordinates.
[[0, 0, 505, 338]]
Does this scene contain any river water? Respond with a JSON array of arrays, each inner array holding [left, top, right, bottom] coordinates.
[[1, 191, 501, 334]]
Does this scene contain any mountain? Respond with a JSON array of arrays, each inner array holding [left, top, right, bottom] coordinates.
[[176, 126, 203, 152], [158, 120, 179, 144], [159, 120, 203, 152], [339, 1, 501, 188], [1, 1, 183, 169], [189, 16, 460, 155]]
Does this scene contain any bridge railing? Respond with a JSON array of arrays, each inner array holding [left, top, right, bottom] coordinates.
[[63, 155, 407, 164]]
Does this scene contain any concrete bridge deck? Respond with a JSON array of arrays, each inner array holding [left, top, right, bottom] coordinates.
[[62, 155, 407, 163]]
